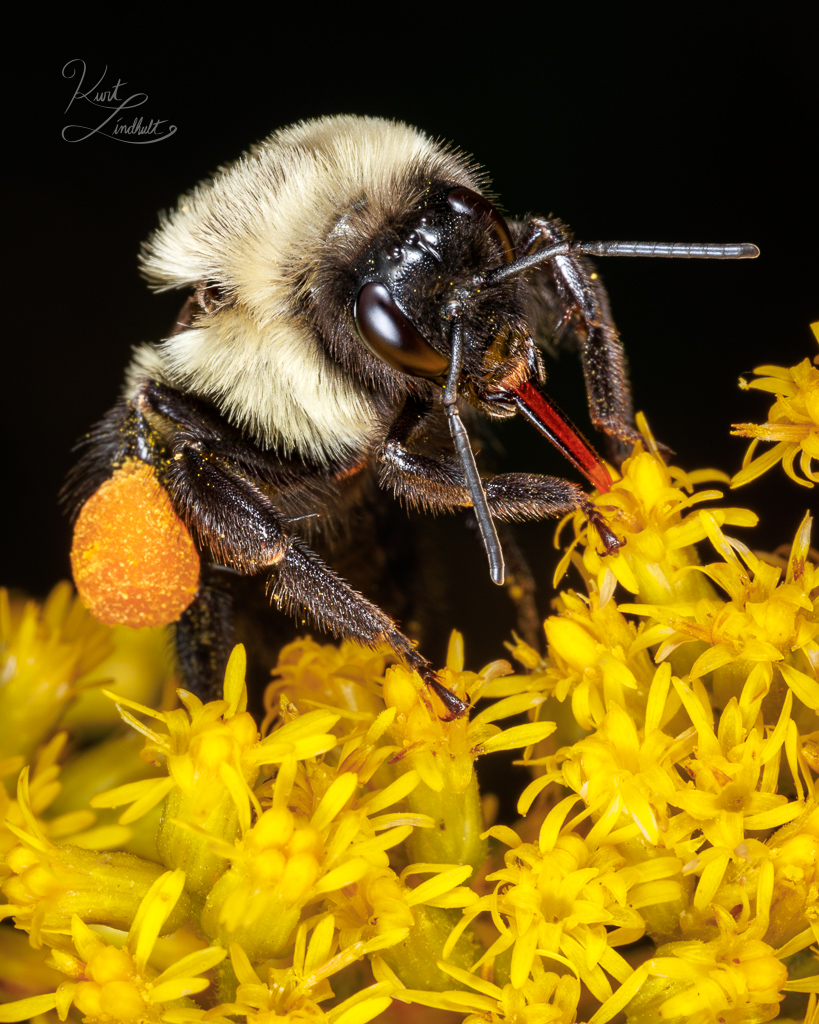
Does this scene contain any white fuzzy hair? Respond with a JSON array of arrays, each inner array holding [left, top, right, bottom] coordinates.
[[128, 116, 469, 460]]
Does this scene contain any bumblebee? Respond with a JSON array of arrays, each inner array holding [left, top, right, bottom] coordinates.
[[66, 115, 758, 716]]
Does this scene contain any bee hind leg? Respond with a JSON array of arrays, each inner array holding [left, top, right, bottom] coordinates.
[[162, 434, 467, 716], [175, 567, 235, 702]]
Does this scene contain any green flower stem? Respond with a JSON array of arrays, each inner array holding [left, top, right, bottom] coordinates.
[[3, 846, 194, 936], [157, 786, 238, 898], [200, 870, 301, 962], [379, 905, 480, 991], [405, 772, 487, 871]]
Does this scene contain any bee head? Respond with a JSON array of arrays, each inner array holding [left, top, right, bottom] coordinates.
[[349, 186, 540, 411]]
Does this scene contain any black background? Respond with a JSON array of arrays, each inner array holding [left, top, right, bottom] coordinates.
[[5, 21, 816, 672]]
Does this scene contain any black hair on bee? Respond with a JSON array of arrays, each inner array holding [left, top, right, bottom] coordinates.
[[65, 115, 758, 718]]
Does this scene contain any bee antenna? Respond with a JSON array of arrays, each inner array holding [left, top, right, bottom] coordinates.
[[484, 239, 760, 286], [443, 317, 505, 586]]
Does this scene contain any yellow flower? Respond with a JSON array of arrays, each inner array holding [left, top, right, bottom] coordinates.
[[90, 644, 340, 897], [513, 589, 660, 732], [1, 768, 193, 949], [0, 870, 226, 1023], [667, 683, 802, 914], [765, 803, 819, 952], [732, 332, 819, 488], [548, 676, 687, 846], [0, 731, 131, 874], [616, 903, 787, 1024], [558, 434, 756, 606], [327, 859, 478, 949], [383, 632, 556, 869], [195, 760, 432, 962], [211, 917, 397, 1024], [624, 512, 819, 715], [0, 583, 114, 763], [446, 797, 682, 1001], [263, 636, 393, 727], [363, 862, 480, 990], [386, 955, 584, 1024]]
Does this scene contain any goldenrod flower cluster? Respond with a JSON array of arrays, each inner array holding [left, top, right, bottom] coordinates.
[[1, 335, 818, 1024], [731, 323, 819, 489]]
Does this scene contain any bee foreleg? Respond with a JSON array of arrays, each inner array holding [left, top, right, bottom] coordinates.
[[378, 409, 590, 522], [519, 216, 639, 460]]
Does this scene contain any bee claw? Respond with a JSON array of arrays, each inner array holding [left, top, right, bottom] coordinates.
[[423, 670, 470, 720]]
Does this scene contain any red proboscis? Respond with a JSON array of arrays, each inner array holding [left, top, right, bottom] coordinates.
[[512, 381, 614, 494]]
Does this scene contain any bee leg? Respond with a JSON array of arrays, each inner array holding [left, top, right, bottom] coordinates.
[[268, 538, 468, 718], [382, 439, 609, 541], [381, 394, 624, 556], [484, 474, 623, 556], [175, 566, 235, 701], [127, 382, 467, 716], [517, 216, 640, 462], [379, 406, 592, 522], [379, 400, 620, 599], [164, 437, 468, 718]]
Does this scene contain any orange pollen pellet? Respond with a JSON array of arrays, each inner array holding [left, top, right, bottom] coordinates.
[[71, 459, 200, 628]]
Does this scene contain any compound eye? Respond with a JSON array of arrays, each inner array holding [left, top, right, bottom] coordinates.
[[447, 187, 515, 262], [354, 282, 449, 378]]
